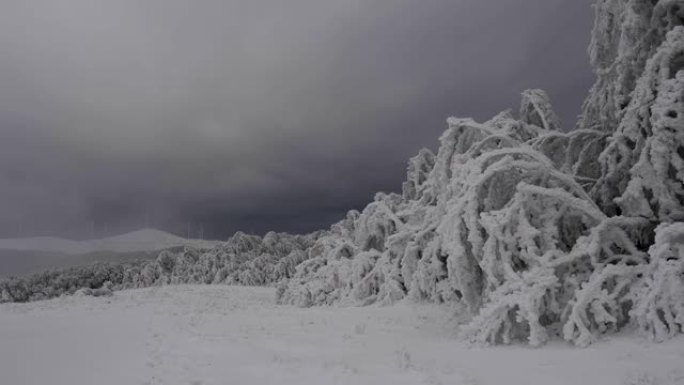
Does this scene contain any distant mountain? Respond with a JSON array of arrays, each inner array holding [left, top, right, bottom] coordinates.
[[0, 228, 218, 255]]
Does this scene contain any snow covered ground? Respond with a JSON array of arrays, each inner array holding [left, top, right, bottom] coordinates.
[[1, 285, 683, 385]]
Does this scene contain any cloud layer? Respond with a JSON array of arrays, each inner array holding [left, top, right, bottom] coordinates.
[[0, 0, 595, 240]]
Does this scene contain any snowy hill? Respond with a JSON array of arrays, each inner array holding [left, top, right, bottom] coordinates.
[[0, 228, 218, 255]]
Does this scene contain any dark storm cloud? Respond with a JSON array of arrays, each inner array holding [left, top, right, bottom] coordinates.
[[0, 0, 595, 240]]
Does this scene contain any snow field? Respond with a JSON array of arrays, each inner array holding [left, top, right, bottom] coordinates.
[[2, 285, 684, 385]]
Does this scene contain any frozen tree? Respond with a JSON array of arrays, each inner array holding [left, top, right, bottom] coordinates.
[[613, 28, 684, 220], [580, 0, 683, 133], [586, 0, 684, 214], [278, 0, 683, 346]]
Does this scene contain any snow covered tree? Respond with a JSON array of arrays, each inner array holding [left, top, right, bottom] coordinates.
[[278, 0, 684, 347]]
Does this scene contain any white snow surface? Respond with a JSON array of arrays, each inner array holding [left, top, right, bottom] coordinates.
[[0, 228, 218, 255], [1, 285, 683, 385]]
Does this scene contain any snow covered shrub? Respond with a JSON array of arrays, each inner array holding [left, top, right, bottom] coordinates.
[[76, 281, 114, 297], [559, 217, 653, 346], [454, 182, 598, 345], [273, 250, 309, 281], [157, 250, 176, 274], [278, 96, 579, 313], [435, 137, 653, 346], [633, 222, 684, 341], [0, 262, 142, 302], [0, 278, 29, 302], [1, 231, 318, 303], [276, 233, 360, 306]]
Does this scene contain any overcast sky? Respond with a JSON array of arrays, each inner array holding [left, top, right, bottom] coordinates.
[[0, 0, 595, 240]]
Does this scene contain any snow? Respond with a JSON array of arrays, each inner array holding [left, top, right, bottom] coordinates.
[[0, 228, 218, 255], [2, 3, 683, 377], [1, 285, 683, 385]]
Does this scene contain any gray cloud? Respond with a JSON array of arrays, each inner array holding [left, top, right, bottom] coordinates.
[[0, 0, 595, 240]]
